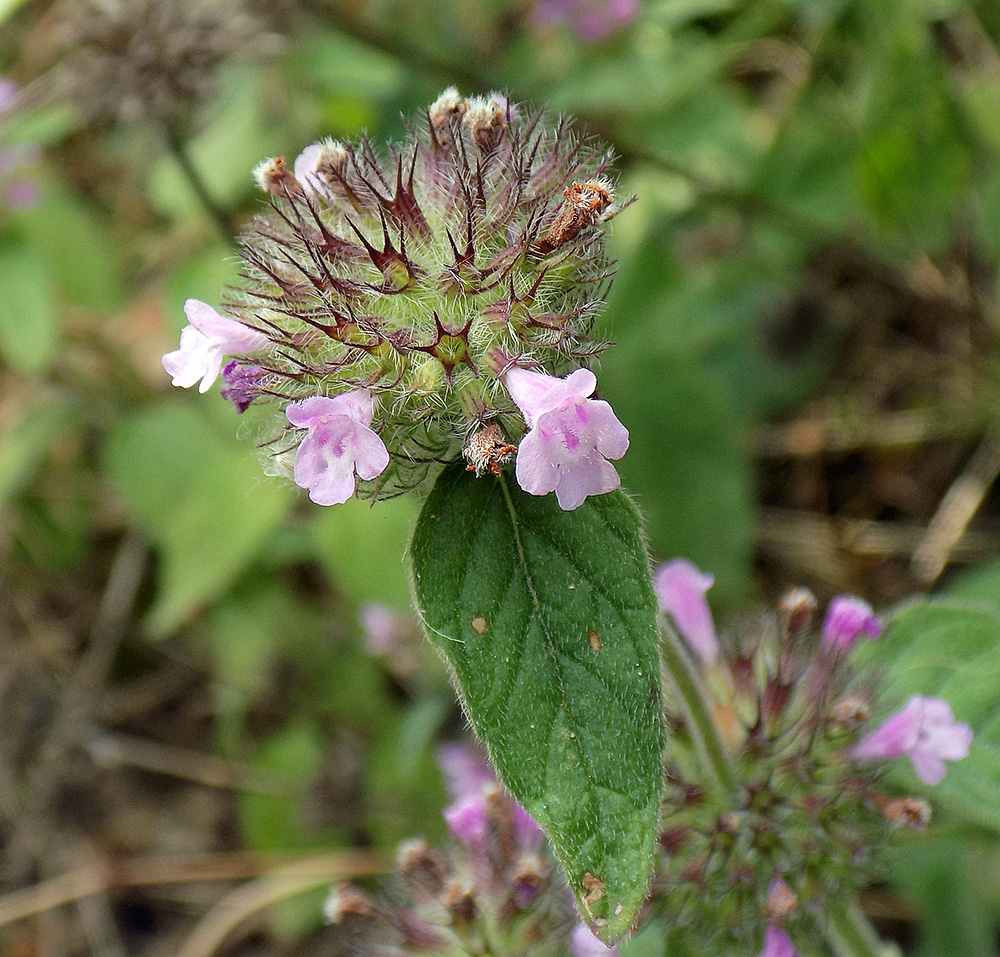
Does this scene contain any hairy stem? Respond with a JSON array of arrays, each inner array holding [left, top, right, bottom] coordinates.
[[660, 623, 737, 795], [821, 900, 887, 957]]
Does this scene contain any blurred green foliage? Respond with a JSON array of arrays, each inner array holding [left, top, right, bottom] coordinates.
[[3, 0, 1000, 953]]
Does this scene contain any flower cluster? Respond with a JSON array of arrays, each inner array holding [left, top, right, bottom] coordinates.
[[653, 562, 972, 955], [163, 89, 632, 510], [325, 743, 611, 956]]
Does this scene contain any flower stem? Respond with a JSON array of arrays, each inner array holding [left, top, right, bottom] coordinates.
[[659, 623, 737, 795], [163, 124, 233, 243], [822, 900, 887, 957]]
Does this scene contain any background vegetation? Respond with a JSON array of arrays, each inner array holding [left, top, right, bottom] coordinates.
[[1, 0, 1000, 953]]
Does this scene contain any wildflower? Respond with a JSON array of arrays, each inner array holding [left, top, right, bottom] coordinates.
[[505, 366, 629, 510], [760, 925, 798, 957], [437, 743, 543, 850], [530, 0, 639, 42], [654, 559, 719, 664], [162, 299, 270, 392], [166, 89, 630, 502], [571, 923, 619, 956], [851, 694, 973, 785], [822, 596, 881, 651], [285, 392, 389, 506]]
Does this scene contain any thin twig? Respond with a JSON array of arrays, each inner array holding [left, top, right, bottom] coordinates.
[[911, 431, 1000, 584], [0, 850, 389, 930], [85, 729, 295, 796]]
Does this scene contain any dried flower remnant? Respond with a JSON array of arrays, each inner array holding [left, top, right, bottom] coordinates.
[[167, 89, 632, 506], [851, 694, 973, 785], [50, 0, 276, 130]]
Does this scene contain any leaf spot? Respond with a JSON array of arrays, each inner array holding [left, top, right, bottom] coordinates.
[[587, 629, 602, 652], [582, 871, 606, 905], [471, 615, 488, 635]]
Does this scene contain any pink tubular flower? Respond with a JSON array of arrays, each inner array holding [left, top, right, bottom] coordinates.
[[851, 694, 973, 785], [162, 299, 270, 392], [822, 596, 881, 651], [285, 391, 390, 506], [654, 559, 719, 665], [505, 366, 628, 511], [571, 924, 619, 956], [760, 925, 798, 957]]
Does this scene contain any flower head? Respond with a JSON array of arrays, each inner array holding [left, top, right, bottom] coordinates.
[[285, 392, 389, 506], [505, 366, 629, 510], [163, 299, 270, 392], [851, 694, 973, 785], [822, 596, 881, 651], [654, 559, 719, 664], [166, 90, 631, 503]]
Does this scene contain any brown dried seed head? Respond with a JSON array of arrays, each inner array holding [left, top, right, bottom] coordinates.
[[534, 180, 614, 254], [428, 86, 468, 149], [464, 423, 516, 477], [831, 695, 871, 726], [253, 156, 302, 198], [764, 880, 798, 921], [883, 797, 931, 830]]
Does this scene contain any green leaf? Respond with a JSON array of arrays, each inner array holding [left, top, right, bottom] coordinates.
[[0, 238, 59, 373], [858, 601, 1000, 832], [103, 402, 294, 635], [409, 464, 665, 943]]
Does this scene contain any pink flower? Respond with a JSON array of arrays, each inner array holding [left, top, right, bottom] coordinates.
[[285, 392, 390, 506], [293, 142, 325, 196], [822, 596, 881, 651], [571, 924, 619, 956], [530, 0, 638, 42], [436, 743, 543, 850], [851, 695, 973, 785], [505, 366, 628, 511], [654, 559, 719, 665], [162, 299, 270, 392], [760, 925, 798, 957]]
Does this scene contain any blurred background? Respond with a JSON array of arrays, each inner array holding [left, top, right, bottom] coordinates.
[[1, 0, 1000, 954]]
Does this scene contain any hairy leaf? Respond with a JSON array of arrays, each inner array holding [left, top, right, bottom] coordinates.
[[410, 464, 664, 942]]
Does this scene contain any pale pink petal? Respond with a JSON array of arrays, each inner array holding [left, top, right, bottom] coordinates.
[[760, 925, 798, 957], [286, 391, 389, 506], [553, 451, 620, 510], [183, 299, 269, 354], [505, 365, 596, 427], [571, 924, 618, 956], [654, 559, 719, 665], [293, 142, 325, 195], [822, 596, 882, 651]]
